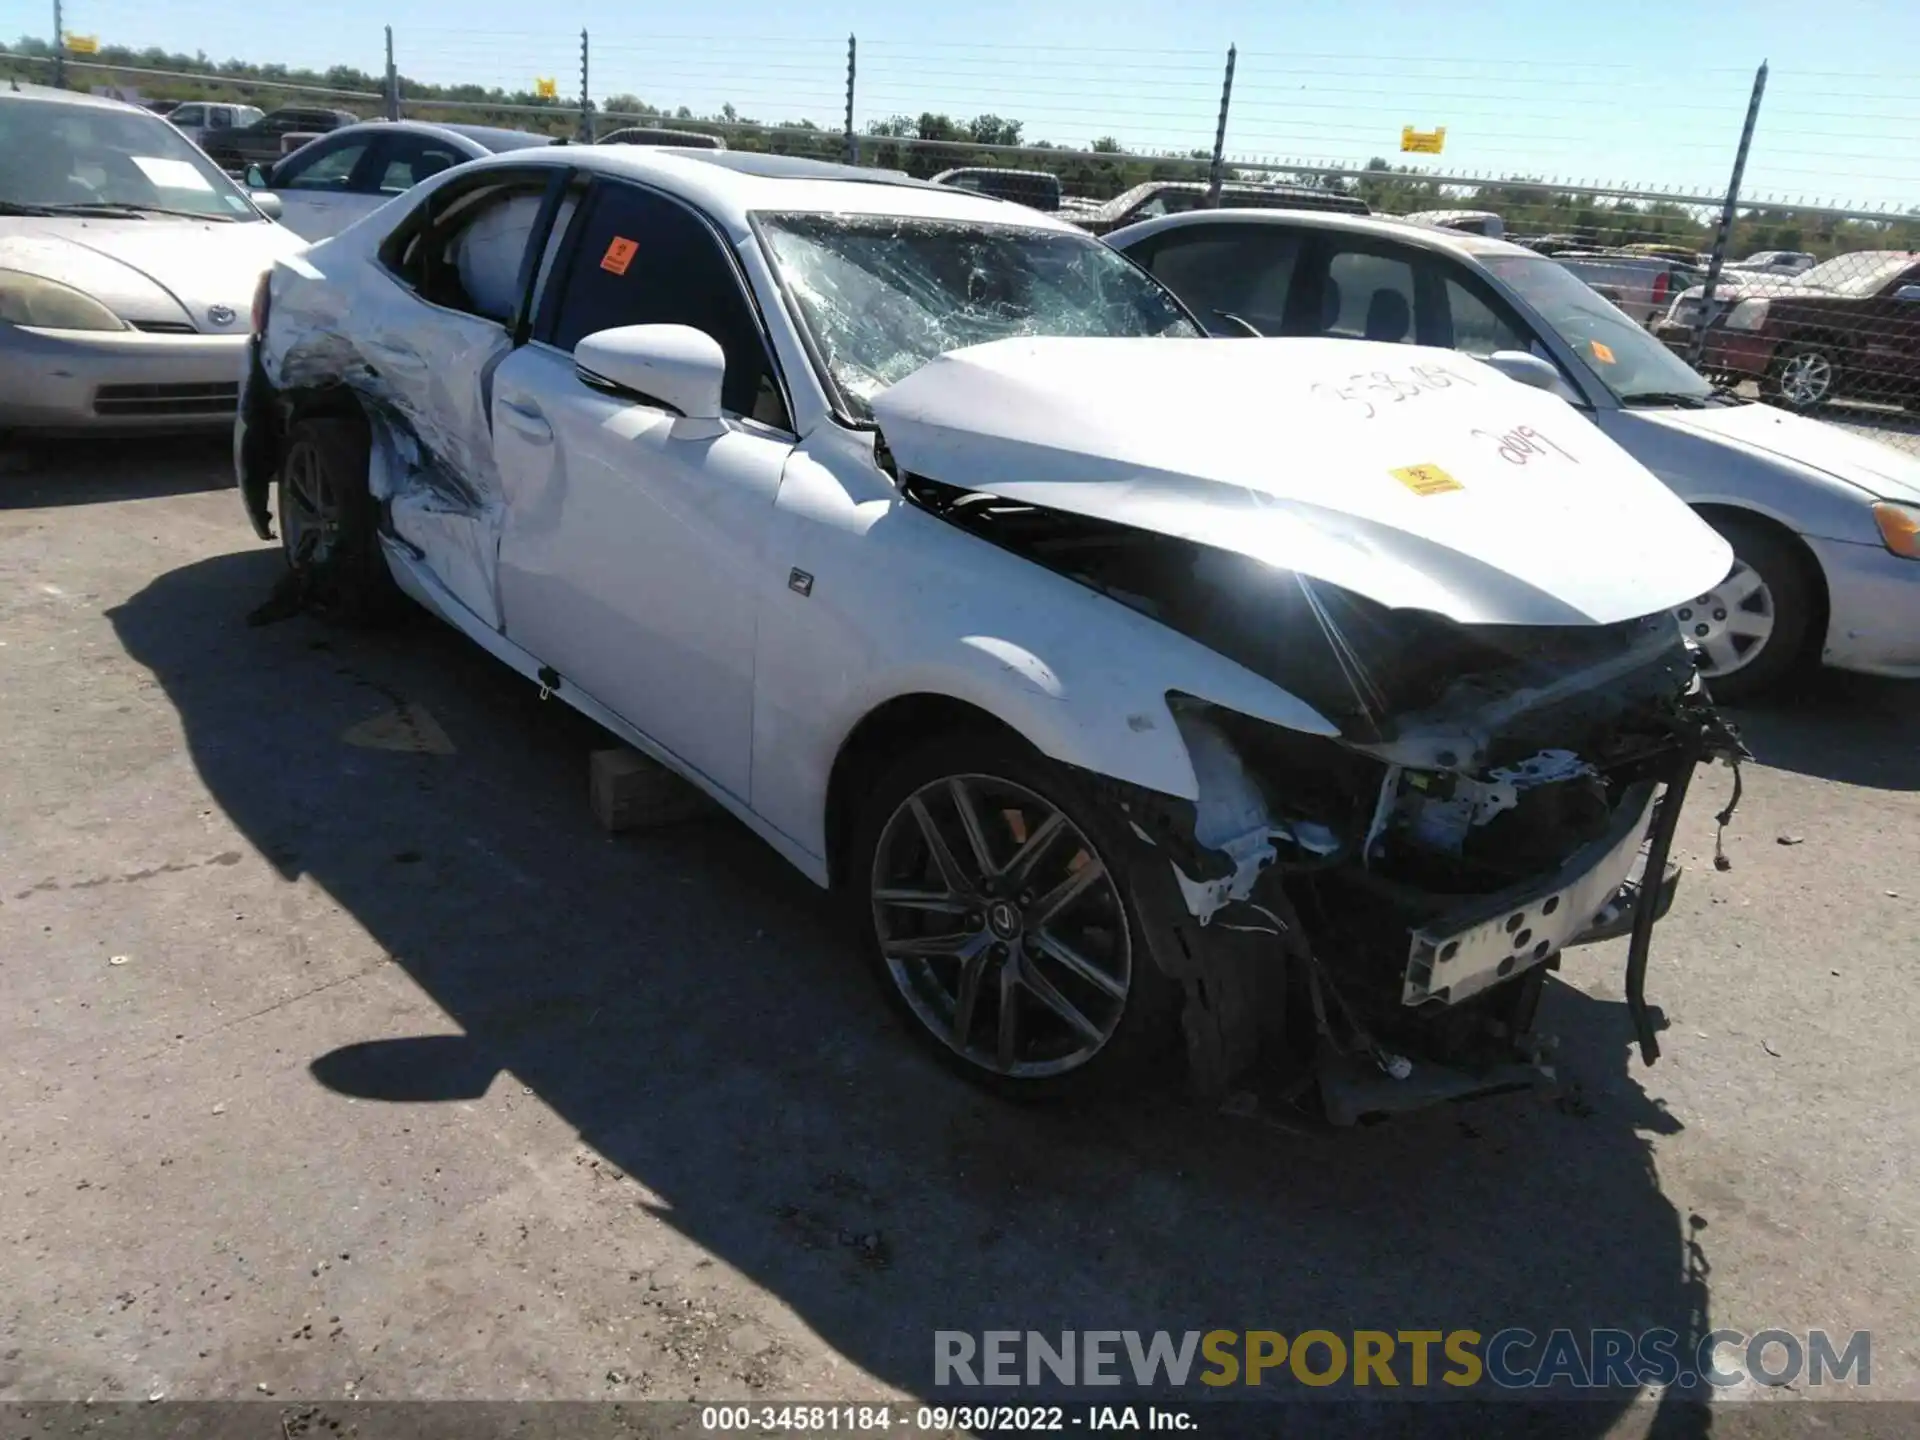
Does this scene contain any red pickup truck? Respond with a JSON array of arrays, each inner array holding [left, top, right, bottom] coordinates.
[[1652, 250, 1920, 412]]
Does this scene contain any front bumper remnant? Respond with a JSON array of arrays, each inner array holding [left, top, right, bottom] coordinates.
[[1403, 783, 1659, 1007]]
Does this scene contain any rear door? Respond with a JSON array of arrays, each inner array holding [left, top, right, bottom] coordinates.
[[1298, 237, 1439, 345], [367, 165, 566, 629]]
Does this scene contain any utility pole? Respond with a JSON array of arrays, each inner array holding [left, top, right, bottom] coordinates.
[[1691, 60, 1769, 369], [577, 29, 593, 143], [383, 26, 399, 121], [842, 35, 857, 165], [1205, 44, 1237, 206], [51, 0, 65, 89]]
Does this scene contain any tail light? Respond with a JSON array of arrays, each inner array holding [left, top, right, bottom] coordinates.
[[1650, 271, 1672, 309], [249, 270, 272, 337]]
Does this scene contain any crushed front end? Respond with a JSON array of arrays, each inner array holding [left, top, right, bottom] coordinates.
[[1119, 615, 1744, 1123], [902, 474, 1747, 1122]]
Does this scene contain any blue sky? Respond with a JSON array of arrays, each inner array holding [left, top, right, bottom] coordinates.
[[8, 0, 1916, 209]]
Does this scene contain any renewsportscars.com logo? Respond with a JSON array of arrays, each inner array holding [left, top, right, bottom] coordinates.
[[933, 1329, 1871, 1391]]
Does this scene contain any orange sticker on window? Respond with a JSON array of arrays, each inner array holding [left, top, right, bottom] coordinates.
[[1590, 340, 1617, 365], [600, 236, 638, 275], [1390, 463, 1464, 497]]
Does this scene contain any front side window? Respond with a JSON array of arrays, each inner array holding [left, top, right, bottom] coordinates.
[[1482, 253, 1712, 403], [0, 98, 261, 220], [375, 136, 467, 195], [171, 103, 204, 126], [1443, 275, 1528, 357], [541, 182, 788, 427], [277, 138, 369, 192], [755, 213, 1199, 420]]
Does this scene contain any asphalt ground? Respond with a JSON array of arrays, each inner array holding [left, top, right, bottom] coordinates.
[[2, 436, 1916, 1438]]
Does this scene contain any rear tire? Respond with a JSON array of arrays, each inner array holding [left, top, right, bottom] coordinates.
[[849, 731, 1181, 1100], [276, 415, 405, 627]]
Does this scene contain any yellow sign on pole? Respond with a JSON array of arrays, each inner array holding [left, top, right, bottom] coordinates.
[[534, 76, 558, 99], [65, 33, 101, 53], [1400, 125, 1446, 155]]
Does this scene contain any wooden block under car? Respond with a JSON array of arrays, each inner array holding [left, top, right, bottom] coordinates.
[[589, 747, 708, 832]]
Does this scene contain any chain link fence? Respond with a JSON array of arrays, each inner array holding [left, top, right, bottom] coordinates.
[[4, 22, 1915, 451]]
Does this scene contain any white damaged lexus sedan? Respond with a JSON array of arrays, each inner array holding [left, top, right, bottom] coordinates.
[[236, 146, 1746, 1119], [1, 83, 308, 434]]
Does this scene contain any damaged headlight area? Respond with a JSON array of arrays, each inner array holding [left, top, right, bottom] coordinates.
[[904, 474, 1747, 1120]]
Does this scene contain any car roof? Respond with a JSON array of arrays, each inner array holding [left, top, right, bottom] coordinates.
[[436, 122, 555, 151], [931, 166, 1061, 183], [1105, 204, 1536, 257], [1104, 206, 1538, 259], [1, 81, 154, 115], [448, 145, 1082, 240], [317, 119, 549, 155]]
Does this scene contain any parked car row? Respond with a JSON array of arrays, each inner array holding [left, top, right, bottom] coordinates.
[[196, 105, 364, 171], [243, 120, 556, 241], [7, 89, 1914, 1117], [1653, 251, 1920, 415]]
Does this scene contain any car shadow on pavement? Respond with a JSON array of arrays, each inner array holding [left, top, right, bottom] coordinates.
[[112, 547, 1730, 1438], [1724, 669, 1920, 792], [0, 435, 233, 509]]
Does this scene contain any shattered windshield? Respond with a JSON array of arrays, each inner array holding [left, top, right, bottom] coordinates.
[[755, 213, 1201, 420]]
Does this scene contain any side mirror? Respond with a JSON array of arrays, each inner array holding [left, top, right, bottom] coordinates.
[[244, 164, 269, 189], [575, 324, 726, 421], [1894, 285, 1920, 303], [249, 191, 284, 220], [1486, 349, 1571, 396]]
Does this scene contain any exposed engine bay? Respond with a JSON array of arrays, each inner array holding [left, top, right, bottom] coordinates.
[[902, 472, 1748, 1122]]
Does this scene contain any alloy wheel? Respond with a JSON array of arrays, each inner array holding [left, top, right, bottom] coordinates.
[[1777, 350, 1835, 408], [280, 440, 342, 566], [1675, 561, 1776, 678], [869, 774, 1132, 1080]]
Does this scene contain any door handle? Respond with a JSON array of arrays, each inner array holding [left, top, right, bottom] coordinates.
[[498, 398, 552, 443]]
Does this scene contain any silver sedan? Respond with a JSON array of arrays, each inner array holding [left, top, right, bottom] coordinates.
[[1, 84, 307, 434], [1108, 209, 1920, 700]]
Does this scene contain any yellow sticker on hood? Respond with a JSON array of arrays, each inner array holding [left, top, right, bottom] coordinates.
[[1390, 463, 1464, 496]]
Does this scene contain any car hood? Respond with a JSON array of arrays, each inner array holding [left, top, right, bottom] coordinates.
[[1634, 400, 1920, 504], [871, 336, 1733, 627], [0, 216, 306, 332]]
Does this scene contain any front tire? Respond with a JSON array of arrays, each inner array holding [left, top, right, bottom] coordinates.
[[276, 415, 405, 626], [1769, 342, 1841, 411], [850, 732, 1179, 1099], [1677, 513, 1816, 702]]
